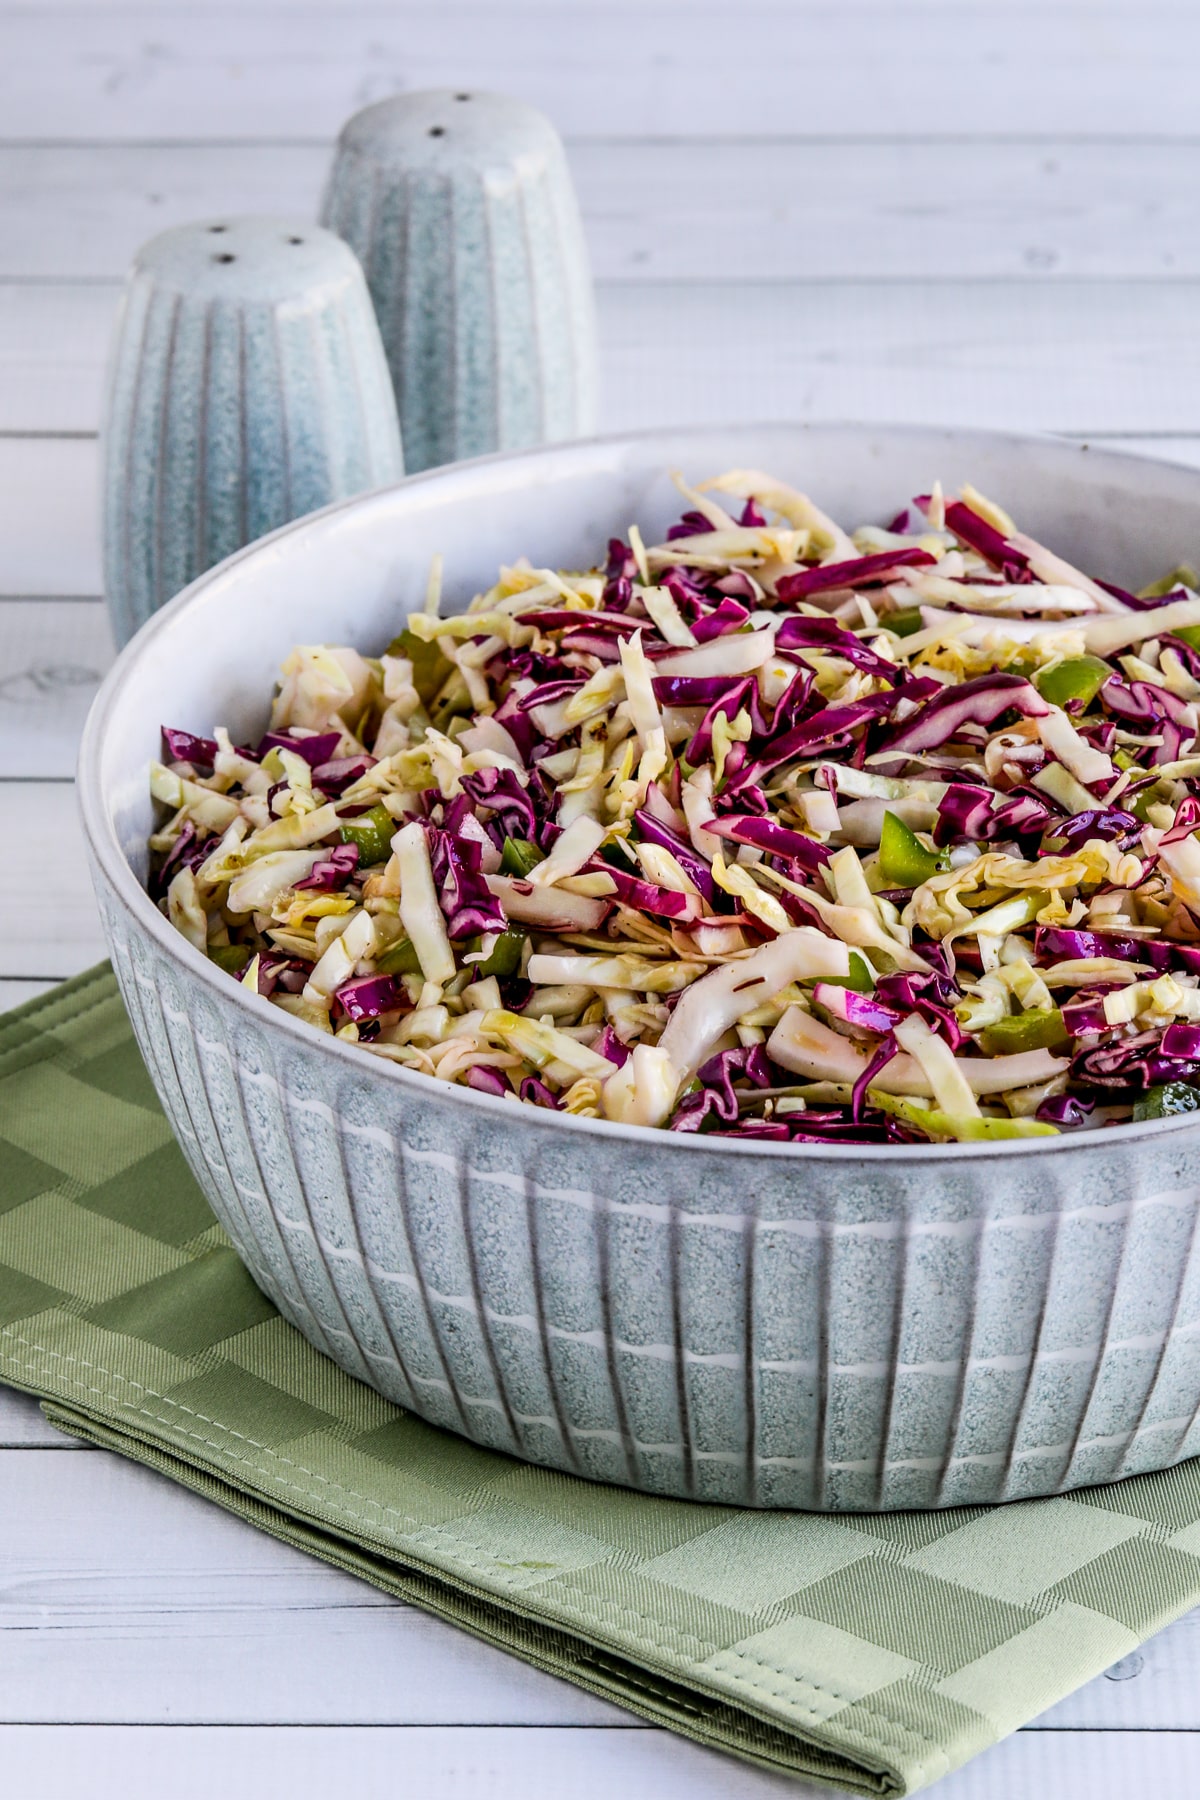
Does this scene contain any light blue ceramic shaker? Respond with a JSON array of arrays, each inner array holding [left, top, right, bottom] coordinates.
[[102, 217, 404, 647], [320, 90, 598, 473]]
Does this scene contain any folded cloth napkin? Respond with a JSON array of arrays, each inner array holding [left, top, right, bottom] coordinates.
[[5, 967, 1200, 1796]]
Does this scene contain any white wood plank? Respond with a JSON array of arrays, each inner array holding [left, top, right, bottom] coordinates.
[[0, 437, 100, 594], [0, 286, 113, 435], [0, 144, 329, 279], [0, 1448, 622, 1726], [2, 6, 1199, 141], [0, 977, 61, 1011], [0, 781, 104, 977], [570, 140, 1200, 280], [0, 1387, 84, 1446], [0, 1427, 1197, 1730], [0, 600, 112, 778], [1039, 1610, 1200, 1731], [598, 283, 1200, 438], [0, 1722, 1197, 1800], [9, 140, 1200, 284], [4, 283, 1200, 604], [1, 0, 1112, 11], [9, 278, 1200, 454], [0, 1724, 792, 1800], [3, 423, 1200, 623]]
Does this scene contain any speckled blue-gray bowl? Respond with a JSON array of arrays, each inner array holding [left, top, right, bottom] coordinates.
[[78, 424, 1200, 1510]]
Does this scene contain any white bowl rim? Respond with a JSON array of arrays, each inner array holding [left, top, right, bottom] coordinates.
[[78, 418, 1200, 1164]]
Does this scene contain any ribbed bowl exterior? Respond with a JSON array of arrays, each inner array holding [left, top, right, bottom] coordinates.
[[320, 90, 598, 473], [95, 874, 1200, 1511], [102, 217, 404, 647]]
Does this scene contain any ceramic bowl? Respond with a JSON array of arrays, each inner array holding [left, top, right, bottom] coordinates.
[[79, 423, 1200, 1511]]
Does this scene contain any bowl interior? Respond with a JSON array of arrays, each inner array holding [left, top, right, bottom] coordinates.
[[84, 419, 1200, 936]]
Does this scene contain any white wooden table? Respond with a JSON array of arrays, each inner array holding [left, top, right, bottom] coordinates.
[[4, 3, 1200, 1793]]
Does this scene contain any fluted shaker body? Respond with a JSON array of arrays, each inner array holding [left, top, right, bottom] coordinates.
[[102, 216, 404, 646], [321, 90, 598, 473]]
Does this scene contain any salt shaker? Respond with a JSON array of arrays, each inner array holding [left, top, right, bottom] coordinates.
[[102, 217, 404, 647], [320, 90, 598, 473]]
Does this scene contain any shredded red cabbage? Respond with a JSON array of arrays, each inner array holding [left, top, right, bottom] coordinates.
[[161, 727, 219, 769], [775, 547, 935, 600], [335, 974, 405, 1021]]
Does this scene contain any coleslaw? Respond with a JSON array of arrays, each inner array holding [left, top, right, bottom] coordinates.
[[148, 469, 1200, 1144]]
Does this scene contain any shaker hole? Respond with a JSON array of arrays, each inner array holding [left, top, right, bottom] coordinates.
[[287, 236, 304, 245], [454, 93, 471, 100], [428, 125, 446, 136], [208, 224, 227, 234], [213, 253, 236, 264]]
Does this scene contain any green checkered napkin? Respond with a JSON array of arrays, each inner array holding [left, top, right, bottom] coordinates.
[[5, 968, 1200, 1794]]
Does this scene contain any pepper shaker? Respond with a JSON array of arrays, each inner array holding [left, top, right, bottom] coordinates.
[[102, 217, 404, 647], [321, 90, 598, 473]]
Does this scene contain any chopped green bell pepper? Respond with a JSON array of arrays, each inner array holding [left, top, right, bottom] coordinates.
[[209, 943, 251, 974], [809, 950, 875, 994], [500, 836, 545, 878], [1133, 1081, 1200, 1121], [870, 1090, 1058, 1141], [337, 802, 395, 866], [978, 1008, 1070, 1057], [878, 810, 946, 888], [465, 924, 526, 980], [385, 626, 453, 704], [885, 606, 924, 638], [1127, 780, 1170, 825], [1033, 655, 1110, 711], [1171, 625, 1200, 653], [374, 934, 424, 977], [931, 1113, 1059, 1141], [429, 671, 474, 731], [1138, 565, 1200, 601]]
